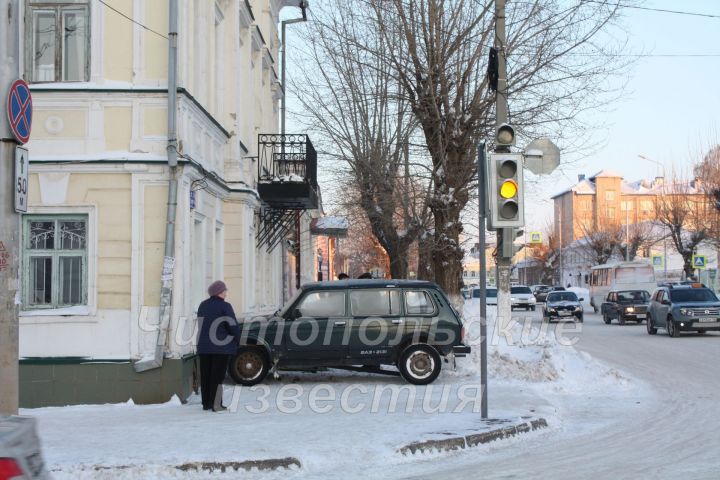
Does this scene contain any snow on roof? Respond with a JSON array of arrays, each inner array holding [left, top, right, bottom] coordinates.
[[589, 169, 623, 179], [551, 179, 596, 199], [310, 216, 349, 237]]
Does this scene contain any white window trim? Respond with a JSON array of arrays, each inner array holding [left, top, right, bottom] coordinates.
[[19, 205, 97, 319]]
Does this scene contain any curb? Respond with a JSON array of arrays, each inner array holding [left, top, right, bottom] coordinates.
[[52, 457, 301, 474], [398, 418, 548, 455]]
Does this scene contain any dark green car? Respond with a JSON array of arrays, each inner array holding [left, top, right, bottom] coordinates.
[[228, 280, 470, 386]]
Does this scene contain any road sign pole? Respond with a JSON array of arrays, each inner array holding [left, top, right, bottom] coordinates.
[[0, 0, 22, 416]]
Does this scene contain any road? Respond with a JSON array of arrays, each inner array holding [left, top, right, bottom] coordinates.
[[411, 311, 719, 479], [359, 310, 720, 480]]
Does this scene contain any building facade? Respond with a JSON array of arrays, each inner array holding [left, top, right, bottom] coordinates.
[[20, 0, 322, 407]]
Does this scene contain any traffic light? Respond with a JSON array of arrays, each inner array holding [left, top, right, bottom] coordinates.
[[496, 123, 515, 147], [487, 152, 524, 228]]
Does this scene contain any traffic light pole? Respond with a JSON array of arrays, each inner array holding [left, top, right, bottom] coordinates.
[[477, 144, 488, 419], [0, 0, 21, 415], [494, 0, 513, 340]]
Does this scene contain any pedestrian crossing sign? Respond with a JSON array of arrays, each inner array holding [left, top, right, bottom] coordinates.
[[651, 255, 664, 267], [692, 255, 707, 269], [529, 232, 542, 244]]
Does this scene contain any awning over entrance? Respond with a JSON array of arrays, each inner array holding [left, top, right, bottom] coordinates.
[[311, 216, 349, 237]]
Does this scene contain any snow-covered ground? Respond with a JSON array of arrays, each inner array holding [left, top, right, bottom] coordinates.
[[23, 302, 649, 479]]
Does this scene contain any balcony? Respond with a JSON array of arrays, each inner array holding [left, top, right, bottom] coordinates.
[[257, 134, 318, 210]]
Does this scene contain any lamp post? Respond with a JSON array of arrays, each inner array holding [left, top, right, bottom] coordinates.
[[638, 154, 668, 281]]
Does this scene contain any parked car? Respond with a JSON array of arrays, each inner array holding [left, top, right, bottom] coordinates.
[[601, 290, 651, 325], [471, 286, 497, 305], [228, 280, 471, 386], [647, 284, 720, 337], [0, 416, 50, 480], [510, 285, 536, 310], [543, 291, 584, 322], [533, 285, 565, 303]]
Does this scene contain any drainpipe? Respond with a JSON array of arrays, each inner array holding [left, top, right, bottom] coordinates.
[[135, 0, 179, 372], [280, 1, 308, 300]]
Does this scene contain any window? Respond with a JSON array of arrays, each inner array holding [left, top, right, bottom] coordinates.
[[25, 1, 89, 82], [350, 289, 402, 316], [605, 190, 615, 201], [621, 201, 632, 212], [405, 290, 436, 315], [606, 207, 615, 219], [641, 201, 653, 215], [297, 291, 346, 317], [23, 215, 87, 308]]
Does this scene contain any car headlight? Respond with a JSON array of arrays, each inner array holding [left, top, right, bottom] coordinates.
[[574, 306, 582, 312], [530, 297, 536, 303], [625, 307, 635, 313], [679, 308, 689, 316], [548, 308, 556, 313]]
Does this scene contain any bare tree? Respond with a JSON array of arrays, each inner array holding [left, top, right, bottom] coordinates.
[[655, 174, 711, 279], [577, 220, 622, 265], [693, 145, 720, 247], [617, 221, 663, 262], [528, 226, 561, 285], [360, 0, 631, 295], [293, 3, 432, 279]]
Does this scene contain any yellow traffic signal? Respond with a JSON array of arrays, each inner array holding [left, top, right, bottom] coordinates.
[[499, 179, 517, 199], [486, 153, 524, 228]]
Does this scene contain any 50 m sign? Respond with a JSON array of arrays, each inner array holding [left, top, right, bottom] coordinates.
[[15, 146, 28, 213]]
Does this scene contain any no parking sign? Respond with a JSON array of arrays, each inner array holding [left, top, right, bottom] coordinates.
[[7, 79, 33, 144]]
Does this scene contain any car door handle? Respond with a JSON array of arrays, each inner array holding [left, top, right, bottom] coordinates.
[[392, 319, 403, 324], [334, 321, 347, 326]]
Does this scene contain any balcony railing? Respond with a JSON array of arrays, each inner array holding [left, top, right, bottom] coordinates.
[[257, 134, 318, 209]]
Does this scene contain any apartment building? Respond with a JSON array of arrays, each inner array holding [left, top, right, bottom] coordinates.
[[20, 0, 325, 407]]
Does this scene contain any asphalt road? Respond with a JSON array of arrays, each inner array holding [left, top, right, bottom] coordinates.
[[392, 310, 720, 480]]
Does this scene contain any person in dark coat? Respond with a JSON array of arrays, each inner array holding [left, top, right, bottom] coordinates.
[[196, 280, 239, 412]]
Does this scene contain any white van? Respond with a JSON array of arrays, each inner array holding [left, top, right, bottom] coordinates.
[[589, 261, 657, 312]]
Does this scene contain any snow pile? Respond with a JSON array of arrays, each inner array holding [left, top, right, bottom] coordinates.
[[457, 300, 630, 392]]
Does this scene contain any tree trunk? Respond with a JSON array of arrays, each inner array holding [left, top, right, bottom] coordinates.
[[417, 235, 434, 281], [430, 202, 465, 296]]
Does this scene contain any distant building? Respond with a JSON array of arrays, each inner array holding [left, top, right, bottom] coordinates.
[[551, 170, 704, 245]]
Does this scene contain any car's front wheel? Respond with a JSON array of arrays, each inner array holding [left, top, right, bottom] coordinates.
[[398, 344, 441, 385], [229, 346, 270, 386], [618, 314, 626, 326], [667, 316, 680, 338], [603, 313, 611, 325]]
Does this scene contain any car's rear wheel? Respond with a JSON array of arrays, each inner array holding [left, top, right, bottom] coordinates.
[[398, 344, 441, 385], [667, 316, 680, 338], [229, 346, 270, 386], [647, 315, 657, 335]]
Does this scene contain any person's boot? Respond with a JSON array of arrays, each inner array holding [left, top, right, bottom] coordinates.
[[212, 384, 226, 412]]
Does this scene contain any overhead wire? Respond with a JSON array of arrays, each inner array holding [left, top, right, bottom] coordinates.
[[95, 0, 169, 40]]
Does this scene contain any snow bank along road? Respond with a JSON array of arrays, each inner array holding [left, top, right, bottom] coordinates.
[[383, 309, 720, 480]]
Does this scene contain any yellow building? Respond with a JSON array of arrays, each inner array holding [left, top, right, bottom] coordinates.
[[20, 0, 322, 407]]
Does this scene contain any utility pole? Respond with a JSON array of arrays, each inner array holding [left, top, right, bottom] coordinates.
[[477, 144, 488, 419], [0, 0, 21, 415], [494, 0, 513, 337]]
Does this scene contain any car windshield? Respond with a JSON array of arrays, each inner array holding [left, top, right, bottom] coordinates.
[[669, 288, 718, 303], [617, 290, 649, 302], [278, 288, 304, 317], [511, 286, 532, 294], [547, 292, 578, 302]]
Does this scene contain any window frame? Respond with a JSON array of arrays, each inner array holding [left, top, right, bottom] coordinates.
[[22, 214, 89, 310], [403, 289, 438, 317], [349, 289, 402, 318], [296, 290, 347, 318], [25, 0, 91, 83]]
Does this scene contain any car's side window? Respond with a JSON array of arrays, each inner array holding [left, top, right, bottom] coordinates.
[[350, 289, 402, 316], [405, 290, 436, 315], [297, 291, 346, 318]]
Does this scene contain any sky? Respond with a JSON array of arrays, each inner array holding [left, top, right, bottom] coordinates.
[[284, 1, 720, 239], [524, 0, 720, 231]]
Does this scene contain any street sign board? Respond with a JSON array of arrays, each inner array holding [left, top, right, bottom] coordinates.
[[692, 255, 707, 270], [529, 232, 542, 244], [651, 255, 664, 267], [523, 138, 560, 175], [15, 146, 29, 213], [6, 79, 33, 144]]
